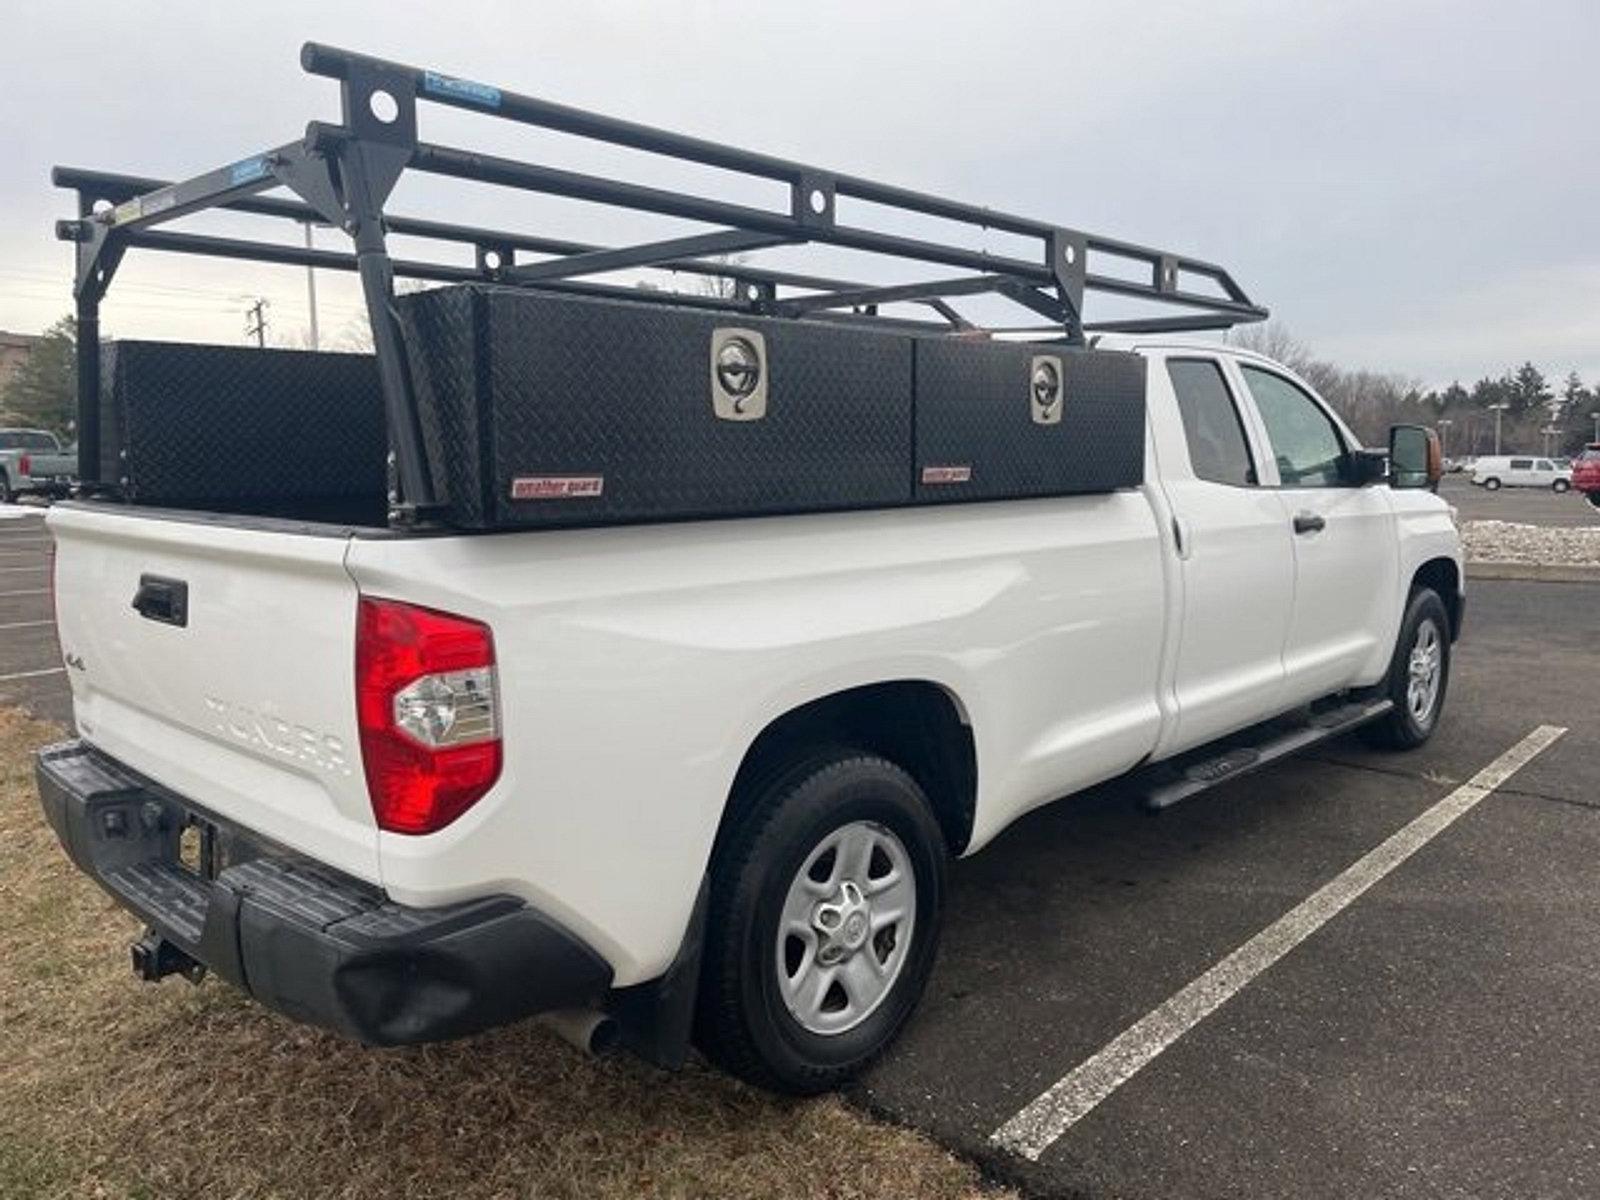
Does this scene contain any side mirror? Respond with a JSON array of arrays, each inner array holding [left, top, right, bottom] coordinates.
[[1348, 448, 1389, 486], [1389, 424, 1442, 491]]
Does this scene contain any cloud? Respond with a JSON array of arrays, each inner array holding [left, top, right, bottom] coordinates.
[[0, 0, 1595, 384]]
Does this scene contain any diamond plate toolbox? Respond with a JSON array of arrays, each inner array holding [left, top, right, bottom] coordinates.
[[99, 341, 386, 508], [396, 286, 914, 529], [912, 339, 1146, 503]]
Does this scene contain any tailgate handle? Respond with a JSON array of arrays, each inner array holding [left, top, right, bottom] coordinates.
[[132, 575, 188, 627]]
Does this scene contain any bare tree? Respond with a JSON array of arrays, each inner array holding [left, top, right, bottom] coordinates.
[[690, 253, 749, 301], [1225, 321, 1313, 372]]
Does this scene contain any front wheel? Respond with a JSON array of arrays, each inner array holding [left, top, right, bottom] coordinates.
[[1588, 491, 1600, 510], [1362, 588, 1451, 750], [696, 751, 946, 1094], [1553, 479, 1571, 493]]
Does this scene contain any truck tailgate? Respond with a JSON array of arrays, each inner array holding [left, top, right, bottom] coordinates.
[[48, 505, 378, 882]]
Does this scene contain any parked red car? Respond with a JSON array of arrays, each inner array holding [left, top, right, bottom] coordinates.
[[1573, 444, 1600, 508]]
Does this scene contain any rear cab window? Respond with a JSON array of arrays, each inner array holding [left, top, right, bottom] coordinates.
[[1510, 458, 1533, 471], [0, 431, 60, 452], [1166, 359, 1257, 487]]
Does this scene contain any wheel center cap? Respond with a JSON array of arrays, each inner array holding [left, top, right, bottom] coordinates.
[[815, 881, 872, 956], [843, 911, 868, 946]]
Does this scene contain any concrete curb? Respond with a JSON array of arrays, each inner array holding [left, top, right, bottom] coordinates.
[[1467, 560, 1600, 583]]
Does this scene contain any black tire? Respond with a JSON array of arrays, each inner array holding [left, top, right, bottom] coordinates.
[[1553, 479, 1570, 493], [1483, 477, 1502, 490], [696, 750, 947, 1094], [0, 472, 12, 505], [1361, 588, 1451, 750], [1588, 491, 1600, 510]]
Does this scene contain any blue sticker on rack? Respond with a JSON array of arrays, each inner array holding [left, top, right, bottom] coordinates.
[[229, 157, 270, 186], [423, 70, 502, 109]]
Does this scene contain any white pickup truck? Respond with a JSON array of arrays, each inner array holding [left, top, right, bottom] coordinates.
[[37, 47, 1460, 1095], [39, 339, 1460, 1091]]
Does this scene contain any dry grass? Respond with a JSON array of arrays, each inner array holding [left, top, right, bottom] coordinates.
[[0, 706, 1004, 1200]]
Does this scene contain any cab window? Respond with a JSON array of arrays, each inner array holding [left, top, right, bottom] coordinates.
[[1167, 359, 1256, 487], [1238, 365, 1347, 488]]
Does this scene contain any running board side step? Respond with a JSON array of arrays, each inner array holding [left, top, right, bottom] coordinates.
[[1142, 698, 1394, 812]]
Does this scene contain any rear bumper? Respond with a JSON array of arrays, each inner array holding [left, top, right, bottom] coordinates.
[[34, 739, 612, 1045], [14, 473, 73, 495]]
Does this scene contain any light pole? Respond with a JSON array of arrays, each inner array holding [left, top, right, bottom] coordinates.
[[302, 221, 320, 350], [1489, 403, 1510, 455], [1541, 426, 1560, 457], [1591, 410, 1599, 443], [1438, 418, 1452, 459]]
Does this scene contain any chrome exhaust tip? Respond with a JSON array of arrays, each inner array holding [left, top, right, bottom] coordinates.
[[536, 1007, 620, 1057]]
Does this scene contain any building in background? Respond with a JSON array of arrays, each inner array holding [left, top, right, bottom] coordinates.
[[0, 331, 41, 396]]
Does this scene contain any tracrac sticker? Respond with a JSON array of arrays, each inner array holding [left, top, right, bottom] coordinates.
[[920, 465, 973, 485], [423, 71, 503, 109], [510, 475, 605, 500]]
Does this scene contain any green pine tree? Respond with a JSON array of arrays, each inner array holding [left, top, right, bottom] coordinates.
[[1, 316, 77, 436]]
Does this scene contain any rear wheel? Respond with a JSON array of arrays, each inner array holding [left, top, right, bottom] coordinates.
[[696, 751, 946, 1094], [1483, 477, 1502, 490], [1362, 588, 1451, 750], [1589, 491, 1600, 510], [1553, 479, 1571, 493], [0, 472, 12, 505]]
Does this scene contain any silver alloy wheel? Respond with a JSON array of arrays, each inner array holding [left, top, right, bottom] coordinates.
[[1406, 617, 1443, 724], [775, 820, 916, 1037]]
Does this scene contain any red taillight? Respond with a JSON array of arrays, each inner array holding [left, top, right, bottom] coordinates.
[[17, 453, 30, 477], [355, 597, 501, 835]]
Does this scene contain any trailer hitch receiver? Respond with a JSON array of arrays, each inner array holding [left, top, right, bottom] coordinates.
[[130, 929, 207, 985]]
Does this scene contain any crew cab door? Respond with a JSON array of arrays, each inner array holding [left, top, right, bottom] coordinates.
[[1230, 361, 1399, 705], [1152, 355, 1295, 755]]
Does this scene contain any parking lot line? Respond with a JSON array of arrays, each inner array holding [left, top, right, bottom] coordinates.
[[0, 667, 66, 683], [0, 620, 54, 631], [989, 723, 1568, 1162], [0, 566, 47, 573], [0, 589, 49, 598]]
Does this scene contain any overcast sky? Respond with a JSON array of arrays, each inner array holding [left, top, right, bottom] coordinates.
[[1, 0, 1595, 387]]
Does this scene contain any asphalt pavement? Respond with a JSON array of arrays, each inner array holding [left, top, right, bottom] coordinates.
[[0, 506, 65, 723], [1439, 473, 1600, 528], [3, 502, 1598, 1198], [858, 578, 1600, 1198]]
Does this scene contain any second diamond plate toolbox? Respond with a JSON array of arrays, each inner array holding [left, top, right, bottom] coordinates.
[[396, 286, 915, 529], [912, 338, 1147, 503], [99, 341, 386, 510]]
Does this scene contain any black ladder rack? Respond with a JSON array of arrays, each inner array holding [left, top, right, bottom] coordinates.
[[54, 42, 1268, 524]]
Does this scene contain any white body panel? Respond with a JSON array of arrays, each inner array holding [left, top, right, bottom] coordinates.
[[47, 344, 1463, 986], [350, 495, 1166, 980], [50, 507, 377, 882]]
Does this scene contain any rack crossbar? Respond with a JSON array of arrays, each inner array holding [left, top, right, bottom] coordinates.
[[53, 42, 1267, 524]]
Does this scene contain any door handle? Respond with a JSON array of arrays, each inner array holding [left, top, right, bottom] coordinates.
[[1292, 512, 1326, 536], [132, 574, 188, 627], [1171, 514, 1193, 560]]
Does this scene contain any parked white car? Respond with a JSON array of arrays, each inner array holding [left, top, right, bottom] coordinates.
[[1471, 455, 1573, 492]]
